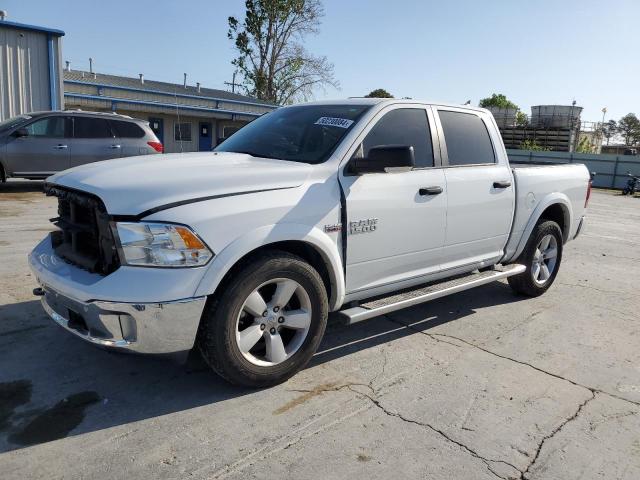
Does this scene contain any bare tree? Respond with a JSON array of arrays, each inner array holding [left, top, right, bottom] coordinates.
[[228, 0, 339, 105]]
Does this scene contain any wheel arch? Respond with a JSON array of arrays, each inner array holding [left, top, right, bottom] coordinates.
[[194, 224, 345, 311], [506, 193, 573, 263]]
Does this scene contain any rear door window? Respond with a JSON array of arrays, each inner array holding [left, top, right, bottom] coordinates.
[[73, 117, 114, 139], [438, 110, 495, 165], [111, 120, 145, 138], [361, 108, 434, 167]]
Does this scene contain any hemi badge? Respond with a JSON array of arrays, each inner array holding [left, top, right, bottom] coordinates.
[[324, 223, 342, 233]]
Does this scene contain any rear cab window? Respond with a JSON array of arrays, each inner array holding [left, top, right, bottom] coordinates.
[[438, 110, 495, 166]]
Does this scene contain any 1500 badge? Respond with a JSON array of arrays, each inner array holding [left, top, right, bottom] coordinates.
[[349, 218, 378, 234]]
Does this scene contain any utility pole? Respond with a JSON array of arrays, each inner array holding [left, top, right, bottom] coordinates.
[[601, 107, 607, 145], [224, 70, 241, 94]]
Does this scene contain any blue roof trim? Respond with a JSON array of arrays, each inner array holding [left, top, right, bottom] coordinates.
[[0, 20, 65, 36], [64, 80, 277, 109], [64, 92, 263, 118]]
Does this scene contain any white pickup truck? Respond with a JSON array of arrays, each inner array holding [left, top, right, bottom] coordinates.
[[29, 99, 591, 387]]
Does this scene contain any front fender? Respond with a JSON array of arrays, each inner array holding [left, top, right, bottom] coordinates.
[[194, 223, 345, 311], [504, 192, 573, 263]]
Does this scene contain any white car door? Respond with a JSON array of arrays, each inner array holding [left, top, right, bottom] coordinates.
[[434, 107, 515, 270], [339, 105, 447, 295]]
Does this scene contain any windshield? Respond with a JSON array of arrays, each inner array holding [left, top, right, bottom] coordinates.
[[215, 104, 370, 164], [0, 114, 32, 132]]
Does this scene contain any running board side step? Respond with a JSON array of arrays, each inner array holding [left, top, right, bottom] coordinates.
[[338, 264, 526, 325]]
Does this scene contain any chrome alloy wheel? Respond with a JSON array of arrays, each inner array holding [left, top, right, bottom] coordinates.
[[532, 234, 558, 286], [235, 278, 312, 366]]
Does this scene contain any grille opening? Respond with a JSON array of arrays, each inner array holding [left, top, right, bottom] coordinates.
[[46, 185, 120, 275]]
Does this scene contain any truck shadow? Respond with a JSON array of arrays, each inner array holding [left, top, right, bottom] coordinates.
[[0, 281, 520, 452]]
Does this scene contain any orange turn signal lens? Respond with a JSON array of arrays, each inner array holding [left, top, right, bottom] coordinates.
[[174, 226, 206, 250]]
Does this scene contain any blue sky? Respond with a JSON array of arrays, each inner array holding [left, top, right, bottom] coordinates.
[[3, 0, 638, 121]]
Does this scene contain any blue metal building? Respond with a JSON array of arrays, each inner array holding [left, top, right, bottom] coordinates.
[[0, 17, 65, 120]]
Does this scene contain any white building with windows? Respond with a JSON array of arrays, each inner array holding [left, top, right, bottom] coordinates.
[[63, 70, 276, 153]]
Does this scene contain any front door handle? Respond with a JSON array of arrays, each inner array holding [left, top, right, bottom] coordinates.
[[54, 144, 68, 149], [419, 186, 443, 196], [493, 180, 512, 188], [110, 144, 121, 149]]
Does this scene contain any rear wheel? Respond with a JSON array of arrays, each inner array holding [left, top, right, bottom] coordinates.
[[197, 251, 328, 387], [508, 220, 563, 297]]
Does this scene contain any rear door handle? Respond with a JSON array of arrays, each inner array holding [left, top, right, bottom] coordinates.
[[419, 186, 443, 196], [54, 144, 68, 149], [493, 180, 512, 188], [110, 144, 121, 149]]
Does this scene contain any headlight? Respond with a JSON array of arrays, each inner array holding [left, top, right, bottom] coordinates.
[[115, 222, 213, 267]]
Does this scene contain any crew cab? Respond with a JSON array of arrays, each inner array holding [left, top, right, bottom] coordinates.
[[29, 99, 591, 387]]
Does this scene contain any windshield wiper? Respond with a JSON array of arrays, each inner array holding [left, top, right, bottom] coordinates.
[[227, 150, 282, 161]]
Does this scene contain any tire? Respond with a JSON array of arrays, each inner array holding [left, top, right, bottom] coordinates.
[[197, 251, 328, 387], [508, 220, 563, 297]]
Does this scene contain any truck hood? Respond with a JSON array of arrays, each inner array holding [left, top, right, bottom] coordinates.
[[47, 152, 312, 216]]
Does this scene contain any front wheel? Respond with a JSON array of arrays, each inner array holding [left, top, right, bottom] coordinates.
[[508, 220, 563, 297], [197, 251, 328, 387]]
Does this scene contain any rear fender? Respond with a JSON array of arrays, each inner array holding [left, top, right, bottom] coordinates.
[[504, 193, 572, 263]]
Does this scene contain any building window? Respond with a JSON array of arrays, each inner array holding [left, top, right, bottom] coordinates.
[[174, 122, 192, 142], [222, 126, 241, 138]]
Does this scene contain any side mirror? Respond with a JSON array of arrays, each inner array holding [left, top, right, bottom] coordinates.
[[350, 145, 415, 174], [12, 128, 29, 138]]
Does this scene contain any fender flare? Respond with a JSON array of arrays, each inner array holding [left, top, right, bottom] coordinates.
[[505, 193, 573, 263], [194, 223, 345, 311]]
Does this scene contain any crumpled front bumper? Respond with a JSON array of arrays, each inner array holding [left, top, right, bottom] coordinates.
[[36, 285, 206, 354]]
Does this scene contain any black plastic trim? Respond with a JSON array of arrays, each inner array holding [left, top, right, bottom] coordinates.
[[135, 186, 295, 219]]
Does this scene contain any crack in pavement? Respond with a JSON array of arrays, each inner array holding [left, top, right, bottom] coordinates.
[[347, 386, 521, 480], [382, 314, 640, 408], [212, 310, 636, 480], [372, 314, 640, 478], [558, 282, 634, 297], [521, 391, 596, 479]]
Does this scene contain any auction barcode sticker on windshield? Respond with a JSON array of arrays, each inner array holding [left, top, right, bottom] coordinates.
[[315, 117, 354, 129]]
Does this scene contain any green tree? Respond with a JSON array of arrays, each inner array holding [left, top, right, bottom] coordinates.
[[521, 139, 551, 152], [576, 135, 595, 154], [617, 113, 640, 146], [515, 111, 528, 126], [364, 88, 394, 98], [601, 120, 617, 145], [228, 0, 338, 104], [479, 93, 519, 110]]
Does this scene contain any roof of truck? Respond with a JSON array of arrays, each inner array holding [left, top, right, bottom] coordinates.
[[292, 98, 488, 113]]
